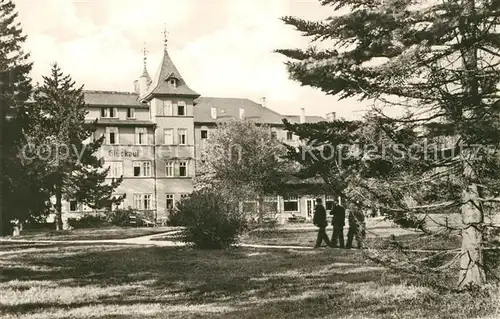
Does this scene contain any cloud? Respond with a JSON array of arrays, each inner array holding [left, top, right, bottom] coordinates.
[[13, 0, 369, 119], [178, 0, 304, 101]]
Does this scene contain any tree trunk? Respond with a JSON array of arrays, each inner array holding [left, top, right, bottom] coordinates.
[[0, 77, 4, 237], [55, 184, 63, 231], [458, 184, 486, 288], [258, 195, 264, 225]]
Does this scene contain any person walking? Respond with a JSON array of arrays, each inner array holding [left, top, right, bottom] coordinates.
[[330, 200, 345, 248], [346, 200, 366, 249], [313, 198, 332, 248]]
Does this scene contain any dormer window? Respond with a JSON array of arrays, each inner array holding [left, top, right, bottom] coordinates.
[[169, 78, 177, 87]]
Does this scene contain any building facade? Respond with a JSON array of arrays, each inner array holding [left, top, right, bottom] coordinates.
[[62, 44, 336, 224]]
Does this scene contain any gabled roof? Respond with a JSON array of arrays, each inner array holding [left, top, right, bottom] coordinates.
[[282, 115, 326, 123], [145, 49, 199, 98], [84, 91, 148, 108], [194, 97, 285, 125]]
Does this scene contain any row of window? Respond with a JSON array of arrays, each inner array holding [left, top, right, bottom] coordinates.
[[130, 193, 191, 210], [281, 195, 337, 212], [100, 101, 188, 119], [107, 160, 189, 177], [101, 107, 137, 119], [69, 195, 337, 213], [69, 193, 189, 211], [102, 127, 191, 145], [99, 127, 293, 145], [101, 129, 294, 145]]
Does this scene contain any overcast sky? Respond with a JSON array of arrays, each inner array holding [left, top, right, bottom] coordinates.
[[15, 0, 370, 119]]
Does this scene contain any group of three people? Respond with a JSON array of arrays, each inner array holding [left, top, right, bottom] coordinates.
[[313, 198, 366, 249]]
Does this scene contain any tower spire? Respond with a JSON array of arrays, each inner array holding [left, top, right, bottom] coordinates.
[[143, 42, 147, 70], [141, 42, 149, 78], [163, 23, 168, 50]]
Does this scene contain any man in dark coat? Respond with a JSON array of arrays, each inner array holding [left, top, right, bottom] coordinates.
[[313, 198, 332, 248], [346, 201, 366, 249], [330, 200, 345, 248]]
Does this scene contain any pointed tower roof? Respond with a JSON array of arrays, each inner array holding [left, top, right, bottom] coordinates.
[[145, 48, 200, 99], [140, 45, 152, 83]]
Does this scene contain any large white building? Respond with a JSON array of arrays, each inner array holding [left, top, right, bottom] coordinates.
[[63, 42, 337, 223]]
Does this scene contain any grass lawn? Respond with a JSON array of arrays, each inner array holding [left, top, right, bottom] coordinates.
[[6, 226, 177, 241], [240, 227, 463, 250], [0, 242, 498, 319]]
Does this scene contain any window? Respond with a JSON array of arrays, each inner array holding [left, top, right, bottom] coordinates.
[[133, 194, 152, 210], [164, 129, 173, 145], [283, 196, 299, 212], [135, 127, 147, 145], [180, 194, 189, 200], [163, 101, 172, 116], [325, 195, 336, 211], [133, 161, 151, 177], [69, 200, 78, 211], [107, 161, 123, 178], [106, 127, 119, 145], [286, 131, 293, 141], [170, 78, 176, 86], [127, 108, 135, 118], [177, 101, 186, 116], [201, 130, 208, 139], [166, 194, 174, 211], [165, 161, 174, 177], [179, 161, 187, 177], [178, 129, 187, 145], [101, 108, 117, 118]]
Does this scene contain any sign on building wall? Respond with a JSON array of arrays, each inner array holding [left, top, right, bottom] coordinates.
[[108, 150, 140, 157]]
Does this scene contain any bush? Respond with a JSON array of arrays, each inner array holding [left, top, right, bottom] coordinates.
[[107, 208, 134, 227], [171, 190, 247, 249], [67, 214, 107, 229]]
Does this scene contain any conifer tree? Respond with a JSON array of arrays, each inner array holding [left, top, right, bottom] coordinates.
[[278, 0, 500, 287], [23, 64, 124, 230], [0, 0, 35, 235]]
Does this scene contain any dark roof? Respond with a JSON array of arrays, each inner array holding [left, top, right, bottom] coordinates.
[[86, 119, 155, 126], [145, 49, 199, 98], [84, 91, 148, 108], [194, 97, 285, 125], [282, 115, 326, 123]]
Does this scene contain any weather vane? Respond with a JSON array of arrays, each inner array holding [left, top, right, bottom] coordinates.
[[143, 42, 147, 68]]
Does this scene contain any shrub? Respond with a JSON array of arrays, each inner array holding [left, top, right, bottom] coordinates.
[[107, 208, 134, 227], [67, 214, 107, 229], [171, 190, 247, 249]]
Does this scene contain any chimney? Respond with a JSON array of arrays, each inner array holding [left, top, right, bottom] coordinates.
[[260, 97, 266, 108], [239, 108, 245, 120], [326, 112, 336, 121], [300, 108, 305, 124], [211, 107, 217, 120]]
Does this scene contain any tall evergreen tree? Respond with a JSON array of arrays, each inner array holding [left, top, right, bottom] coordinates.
[[278, 0, 500, 287], [23, 64, 124, 230], [0, 0, 35, 235]]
